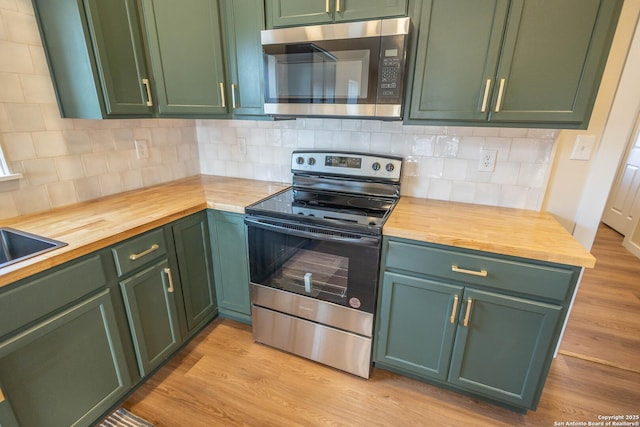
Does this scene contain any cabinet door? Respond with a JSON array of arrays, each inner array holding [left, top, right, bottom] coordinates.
[[141, 0, 228, 116], [120, 260, 182, 376], [408, 0, 508, 121], [83, 0, 154, 116], [490, 0, 622, 125], [448, 288, 562, 409], [222, 0, 267, 117], [0, 290, 131, 427], [266, 0, 333, 27], [208, 210, 251, 323], [172, 213, 217, 332], [334, 0, 408, 22], [375, 272, 462, 381]]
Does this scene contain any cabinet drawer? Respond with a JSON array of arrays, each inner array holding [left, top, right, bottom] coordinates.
[[385, 240, 576, 301], [0, 255, 107, 338], [112, 229, 167, 277]]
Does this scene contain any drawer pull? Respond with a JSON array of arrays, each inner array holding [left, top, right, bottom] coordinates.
[[450, 294, 459, 324], [463, 298, 473, 327], [480, 79, 491, 113], [451, 265, 488, 277], [231, 84, 238, 109], [164, 267, 175, 293], [495, 78, 506, 113], [325, 0, 330, 13], [219, 82, 226, 108], [129, 244, 160, 261], [336, 0, 341, 13], [142, 78, 153, 107], [0, 387, 5, 403]]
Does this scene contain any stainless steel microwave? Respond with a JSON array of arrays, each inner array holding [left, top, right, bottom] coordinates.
[[260, 17, 410, 120]]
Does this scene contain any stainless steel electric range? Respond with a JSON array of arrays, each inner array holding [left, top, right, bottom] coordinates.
[[245, 150, 402, 378]]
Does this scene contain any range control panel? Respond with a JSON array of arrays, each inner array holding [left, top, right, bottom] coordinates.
[[291, 150, 402, 182]]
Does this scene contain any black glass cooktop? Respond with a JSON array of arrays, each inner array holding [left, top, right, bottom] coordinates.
[[245, 187, 397, 233]]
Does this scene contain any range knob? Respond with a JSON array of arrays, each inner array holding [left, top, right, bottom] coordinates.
[[385, 163, 395, 172], [296, 156, 305, 165], [308, 157, 316, 166], [372, 162, 381, 171]]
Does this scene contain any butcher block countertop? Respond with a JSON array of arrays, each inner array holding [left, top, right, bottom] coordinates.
[[0, 175, 594, 289], [384, 196, 596, 269], [0, 175, 287, 288]]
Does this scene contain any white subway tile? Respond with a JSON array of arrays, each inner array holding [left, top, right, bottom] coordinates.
[[2, 132, 35, 160], [82, 152, 108, 177], [20, 74, 57, 104], [55, 156, 85, 180], [442, 158, 468, 180], [0, 40, 33, 73], [33, 131, 67, 157], [12, 184, 49, 214], [5, 103, 45, 131], [451, 181, 476, 204], [47, 180, 77, 208], [0, 191, 19, 220], [75, 176, 101, 202], [22, 158, 58, 185], [99, 172, 123, 196], [0, 72, 24, 102], [427, 179, 452, 201]]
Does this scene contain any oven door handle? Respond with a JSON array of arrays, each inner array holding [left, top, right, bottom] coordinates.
[[244, 217, 380, 247]]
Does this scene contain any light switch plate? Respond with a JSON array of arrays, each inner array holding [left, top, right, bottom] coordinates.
[[570, 135, 596, 161], [135, 139, 149, 159]]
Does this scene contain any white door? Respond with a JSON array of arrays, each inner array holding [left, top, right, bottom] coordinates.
[[603, 113, 640, 235]]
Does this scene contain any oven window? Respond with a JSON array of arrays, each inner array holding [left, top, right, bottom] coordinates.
[[263, 39, 379, 105], [247, 224, 379, 313]]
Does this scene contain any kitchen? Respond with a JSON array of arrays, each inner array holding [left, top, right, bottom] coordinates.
[[1, 0, 639, 425]]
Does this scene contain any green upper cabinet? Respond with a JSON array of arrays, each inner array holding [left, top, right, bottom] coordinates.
[[408, 0, 508, 122], [141, 0, 228, 117], [266, 0, 408, 27], [407, 0, 623, 128], [33, 0, 153, 118], [222, 0, 267, 118]]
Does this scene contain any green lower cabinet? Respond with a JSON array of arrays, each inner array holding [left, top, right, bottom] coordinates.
[[120, 260, 182, 377], [0, 290, 131, 427], [208, 210, 251, 323], [375, 272, 461, 381], [375, 236, 577, 411], [171, 213, 217, 334], [448, 289, 562, 408]]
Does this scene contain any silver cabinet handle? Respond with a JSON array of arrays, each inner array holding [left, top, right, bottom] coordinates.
[[336, 0, 341, 13], [325, 0, 331, 13], [129, 244, 159, 261], [480, 79, 491, 113], [494, 78, 506, 112], [463, 298, 473, 327], [451, 265, 488, 277], [231, 84, 238, 109], [450, 294, 459, 324], [164, 267, 175, 293], [142, 78, 153, 107], [219, 82, 226, 108]]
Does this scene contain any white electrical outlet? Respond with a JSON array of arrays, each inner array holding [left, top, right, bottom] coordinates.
[[238, 137, 247, 155], [135, 139, 149, 159], [478, 148, 497, 172], [570, 135, 596, 161]]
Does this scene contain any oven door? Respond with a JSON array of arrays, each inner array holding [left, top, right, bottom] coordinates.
[[245, 217, 381, 314]]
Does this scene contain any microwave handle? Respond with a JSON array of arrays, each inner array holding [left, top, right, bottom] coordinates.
[[244, 217, 380, 248]]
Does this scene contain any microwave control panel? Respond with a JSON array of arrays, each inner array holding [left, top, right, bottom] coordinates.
[[377, 34, 407, 103]]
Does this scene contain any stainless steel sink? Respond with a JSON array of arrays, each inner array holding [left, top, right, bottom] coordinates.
[[0, 228, 67, 268]]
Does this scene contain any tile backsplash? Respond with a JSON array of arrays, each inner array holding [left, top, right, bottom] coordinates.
[[197, 119, 558, 210]]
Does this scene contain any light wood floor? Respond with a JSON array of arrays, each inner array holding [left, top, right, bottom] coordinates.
[[124, 225, 640, 426]]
